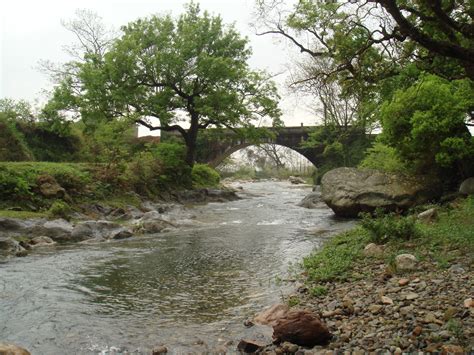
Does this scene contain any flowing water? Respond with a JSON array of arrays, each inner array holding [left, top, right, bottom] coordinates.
[[0, 181, 354, 354]]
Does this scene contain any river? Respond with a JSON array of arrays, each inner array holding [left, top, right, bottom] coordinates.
[[0, 180, 353, 354]]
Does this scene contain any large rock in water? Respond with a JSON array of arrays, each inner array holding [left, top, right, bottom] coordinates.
[[321, 167, 438, 217]]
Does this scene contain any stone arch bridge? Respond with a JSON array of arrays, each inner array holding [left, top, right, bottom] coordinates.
[[162, 126, 326, 167]]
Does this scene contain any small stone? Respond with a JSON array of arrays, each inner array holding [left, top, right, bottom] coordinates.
[[398, 278, 410, 286], [440, 344, 464, 354], [418, 208, 437, 222], [424, 313, 443, 325], [400, 305, 414, 316], [395, 254, 418, 271], [448, 264, 465, 273], [363, 243, 384, 257], [412, 326, 422, 336], [237, 339, 266, 353], [152, 345, 168, 354], [443, 307, 458, 321], [437, 330, 451, 340], [327, 300, 338, 311], [281, 342, 299, 353], [464, 297, 473, 308], [368, 304, 383, 314], [381, 296, 393, 305], [404, 292, 419, 300]]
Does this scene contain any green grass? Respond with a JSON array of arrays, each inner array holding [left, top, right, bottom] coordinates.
[[302, 196, 474, 286], [303, 227, 370, 282], [0, 210, 48, 219]]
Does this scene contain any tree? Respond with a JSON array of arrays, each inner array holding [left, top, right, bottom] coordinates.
[[380, 75, 474, 178], [76, 3, 281, 166]]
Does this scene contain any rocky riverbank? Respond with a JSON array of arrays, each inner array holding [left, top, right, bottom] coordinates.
[[237, 195, 474, 354], [0, 187, 239, 259]]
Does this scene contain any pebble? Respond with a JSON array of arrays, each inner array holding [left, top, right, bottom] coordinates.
[[398, 278, 410, 286]]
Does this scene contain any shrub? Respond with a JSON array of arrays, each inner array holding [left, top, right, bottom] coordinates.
[[360, 210, 419, 244], [0, 166, 31, 199], [359, 141, 408, 173], [192, 164, 220, 188], [150, 143, 192, 188], [125, 151, 164, 195], [309, 285, 328, 298], [48, 200, 72, 219]]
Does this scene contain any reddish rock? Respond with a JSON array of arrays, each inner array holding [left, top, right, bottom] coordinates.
[[398, 278, 410, 286], [272, 309, 331, 347], [412, 325, 422, 336], [254, 303, 289, 327]]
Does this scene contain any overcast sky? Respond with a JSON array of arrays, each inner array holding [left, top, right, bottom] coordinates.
[[0, 0, 316, 127]]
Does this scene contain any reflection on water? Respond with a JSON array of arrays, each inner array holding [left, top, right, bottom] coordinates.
[[0, 181, 353, 354]]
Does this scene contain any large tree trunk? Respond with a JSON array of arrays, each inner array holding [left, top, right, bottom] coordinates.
[[184, 112, 200, 167]]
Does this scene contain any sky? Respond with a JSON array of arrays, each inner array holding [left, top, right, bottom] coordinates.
[[0, 0, 316, 130]]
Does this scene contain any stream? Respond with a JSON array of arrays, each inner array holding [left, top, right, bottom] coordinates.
[[0, 180, 354, 354]]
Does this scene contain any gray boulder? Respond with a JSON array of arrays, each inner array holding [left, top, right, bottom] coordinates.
[[71, 220, 132, 241], [0, 217, 26, 232], [321, 167, 438, 217], [459, 177, 474, 195], [297, 192, 323, 209], [0, 237, 25, 257], [28, 219, 73, 242], [30, 236, 56, 247]]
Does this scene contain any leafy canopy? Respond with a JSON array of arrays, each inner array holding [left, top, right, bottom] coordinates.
[[78, 2, 281, 165]]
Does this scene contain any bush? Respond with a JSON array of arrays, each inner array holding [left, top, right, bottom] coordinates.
[[150, 143, 192, 188], [48, 200, 72, 219], [0, 115, 34, 161], [359, 141, 408, 173], [192, 164, 220, 188], [360, 210, 419, 244], [380, 75, 474, 179], [125, 151, 164, 195], [0, 166, 31, 199]]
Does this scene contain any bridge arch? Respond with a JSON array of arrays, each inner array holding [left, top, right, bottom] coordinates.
[[209, 142, 319, 169]]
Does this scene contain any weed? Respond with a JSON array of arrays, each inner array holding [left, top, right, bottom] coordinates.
[[309, 285, 328, 298]]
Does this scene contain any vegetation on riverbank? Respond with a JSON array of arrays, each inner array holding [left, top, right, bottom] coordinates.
[[0, 159, 220, 218], [303, 197, 474, 286]]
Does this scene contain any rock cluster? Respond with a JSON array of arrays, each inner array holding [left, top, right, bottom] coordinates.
[[293, 255, 473, 353]]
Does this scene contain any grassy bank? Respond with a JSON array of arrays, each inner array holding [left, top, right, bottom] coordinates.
[[303, 196, 474, 286], [0, 161, 221, 218]]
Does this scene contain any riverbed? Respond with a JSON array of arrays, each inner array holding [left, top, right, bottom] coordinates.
[[0, 180, 353, 354]]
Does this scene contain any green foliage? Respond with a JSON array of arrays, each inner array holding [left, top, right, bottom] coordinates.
[[302, 125, 371, 183], [0, 162, 91, 205], [0, 166, 32, 199], [48, 200, 72, 219], [359, 141, 408, 173], [303, 228, 370, 282], [150, 143, 192, 188], [380, 75, 474, 178], [418, 197, 474, 257], [309, 285, 328, 298], [360, 210, 419, 244], [287, 295, 300, 307], [64, 2, 281, 165], [0, 114, 34, 161], [192, 164, 220, 188]]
